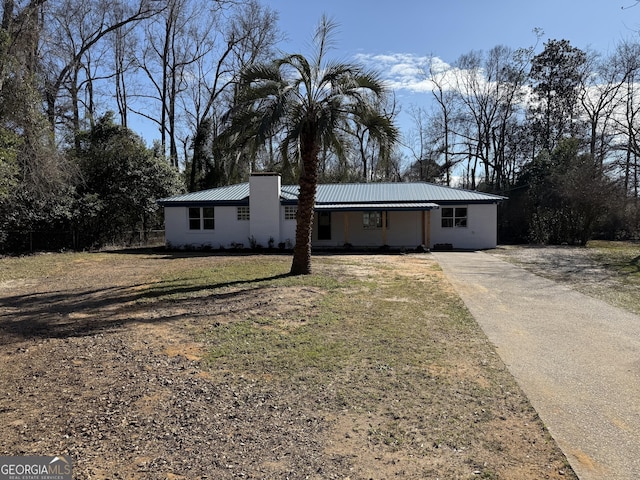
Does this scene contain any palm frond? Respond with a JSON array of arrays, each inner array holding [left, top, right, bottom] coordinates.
[[352, 70, 387, 97], [312, 15, 340, 72], [240, 62, 282, 85], [220, 15, 398, 183], [352, 104, 400, 143]]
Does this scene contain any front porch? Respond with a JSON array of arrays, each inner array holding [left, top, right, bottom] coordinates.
[[311, 208, 436, 250]]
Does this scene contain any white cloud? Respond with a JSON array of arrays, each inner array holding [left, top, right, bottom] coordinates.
[[355, 52, 461, 94], [356, 53, 432, 92], [388, 63, 422, 77]]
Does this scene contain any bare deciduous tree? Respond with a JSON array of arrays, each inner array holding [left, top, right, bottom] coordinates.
[[426, 56, 462, 185], [41, 0, 159, 138], [184, 0, 279, 188], [579, 49, 628, 167]]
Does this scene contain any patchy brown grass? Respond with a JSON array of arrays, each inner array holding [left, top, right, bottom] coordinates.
[[0, 250, 575, 479], [491, 241, 640, 314]]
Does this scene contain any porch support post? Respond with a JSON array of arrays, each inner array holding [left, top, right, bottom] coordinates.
[[421, 211, 426, 245], [343, 213, 350, 245], [382, 211, 388, 245], [426, 210, 432, 249]]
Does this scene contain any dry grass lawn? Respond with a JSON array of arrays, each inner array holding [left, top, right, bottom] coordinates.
[[0, 250, 577, 479]]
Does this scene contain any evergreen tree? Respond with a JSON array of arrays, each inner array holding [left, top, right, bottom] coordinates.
[[73, 112, 182, 247]]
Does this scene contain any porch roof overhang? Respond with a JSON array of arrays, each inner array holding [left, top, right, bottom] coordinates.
[[314, 202, 440, 212]]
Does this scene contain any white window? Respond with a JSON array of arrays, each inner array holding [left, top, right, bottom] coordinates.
[[363, 211, 388, 229], [284, 206, 297, 220], [237, 206, 250, 221], [441, 207, 467, 228], [188, 207, 215, 230]]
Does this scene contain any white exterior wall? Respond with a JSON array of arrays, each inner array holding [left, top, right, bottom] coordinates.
[[279, 208, 297, 248], [165, 204, 498, 250], [430, 204, 498, 250], [163, 206, 250, 248]]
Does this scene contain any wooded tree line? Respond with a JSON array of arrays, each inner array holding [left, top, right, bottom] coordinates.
[[405, 36, 640, 243], [0, 0, 280, 251], [1, 0, 639, 251]]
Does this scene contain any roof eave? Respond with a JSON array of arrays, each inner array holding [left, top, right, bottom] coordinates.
[[436, 199, 506, 205], [157, 199, 250, 207], [315, 203, 440, 211]]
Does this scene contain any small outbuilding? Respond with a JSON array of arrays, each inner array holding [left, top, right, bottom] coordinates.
[[158, 173, 506, 251]]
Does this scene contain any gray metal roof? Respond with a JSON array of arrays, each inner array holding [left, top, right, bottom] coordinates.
[[314, 183, 505, 204], [316, 202, 440, 211], [158, 182, 506, 206], [158, 183, 250, 205]]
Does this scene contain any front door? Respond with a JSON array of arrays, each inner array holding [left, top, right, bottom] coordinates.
[[318, 212, 331, 240]]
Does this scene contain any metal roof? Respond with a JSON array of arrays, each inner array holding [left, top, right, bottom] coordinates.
[[315, 202, 440, 211], [158, 183, 250, 206], [314, 183, 505, 204], [158, 181, 506, 207]]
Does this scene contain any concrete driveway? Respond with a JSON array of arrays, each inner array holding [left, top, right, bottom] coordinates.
[[433, 251, 640, 480]]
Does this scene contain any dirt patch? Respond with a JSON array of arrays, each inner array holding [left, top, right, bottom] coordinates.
[[489, 244, 640, 314], [0, 252, 574, 479], [489, 245, 616, 286], [0, 262, 332, 478]]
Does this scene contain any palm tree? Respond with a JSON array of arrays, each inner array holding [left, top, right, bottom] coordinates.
[[228, 16, 398, 275]]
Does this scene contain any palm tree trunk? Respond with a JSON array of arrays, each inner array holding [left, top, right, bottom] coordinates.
[[290, 128, 319, 275]]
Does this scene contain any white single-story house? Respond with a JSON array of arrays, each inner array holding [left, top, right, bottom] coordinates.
[[158, 173, 506, 251]]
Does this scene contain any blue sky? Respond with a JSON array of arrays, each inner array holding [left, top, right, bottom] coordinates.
[[126, 2, 639, 163], [268, 1, 639, 151], [272, 1, 636, 59]]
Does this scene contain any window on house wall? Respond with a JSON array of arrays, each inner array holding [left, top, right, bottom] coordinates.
[[188, 207, 215, 230], [284, 206, 297, 220], [188, 208, 200, 230], [362, 211, 388, 229], [441, 207, 467, 228], [237, 206, 250, 220], [203, 207, 215, 229]]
